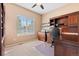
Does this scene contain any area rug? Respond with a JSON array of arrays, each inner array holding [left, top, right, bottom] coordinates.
[[35, 42, 54, 56]]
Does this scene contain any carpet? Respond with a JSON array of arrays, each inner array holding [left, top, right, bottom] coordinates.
[[5, 40, 54, 56], [35, 42, 54, 56]]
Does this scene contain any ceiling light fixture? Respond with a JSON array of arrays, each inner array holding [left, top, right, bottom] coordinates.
[[32, 3, 44, 9]]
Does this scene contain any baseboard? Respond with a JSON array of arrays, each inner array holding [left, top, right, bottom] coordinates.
[[5, 39, 37, 48]]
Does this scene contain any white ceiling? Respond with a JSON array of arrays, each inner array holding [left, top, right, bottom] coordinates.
[[16, 3, 67, 15]]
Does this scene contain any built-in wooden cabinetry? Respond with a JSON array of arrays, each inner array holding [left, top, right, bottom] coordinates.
[[50, 11, 79, 56], [54, 40, 79, 56]]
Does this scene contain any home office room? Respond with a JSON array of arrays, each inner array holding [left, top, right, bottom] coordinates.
[[0, 0, 79, 58]]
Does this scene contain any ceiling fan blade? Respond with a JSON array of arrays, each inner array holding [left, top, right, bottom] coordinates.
[[32, 4, 37, 8], [40, 4, 44, 9]]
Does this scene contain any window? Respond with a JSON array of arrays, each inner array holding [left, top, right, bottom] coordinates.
[[17, 15, 35, 36]]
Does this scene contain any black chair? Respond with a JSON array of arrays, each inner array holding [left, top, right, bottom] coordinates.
[[50, 26, 60, 47]]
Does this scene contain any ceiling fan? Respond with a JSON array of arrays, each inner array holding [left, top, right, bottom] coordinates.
[[32, 3, 44, 9]]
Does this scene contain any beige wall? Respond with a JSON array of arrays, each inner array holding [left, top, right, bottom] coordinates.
[[4, 4, 42, 47], [42, 3, 79, 23]]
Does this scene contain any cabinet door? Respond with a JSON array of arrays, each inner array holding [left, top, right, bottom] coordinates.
[[62, 44, 77, 56], [59, 17, 68, 26], [54, 41, 64, 56], [68, 14, 78, 26], [55, 40, 78, 56]]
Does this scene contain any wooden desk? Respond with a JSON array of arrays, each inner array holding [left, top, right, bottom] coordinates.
[[37, 32, 52, 43]]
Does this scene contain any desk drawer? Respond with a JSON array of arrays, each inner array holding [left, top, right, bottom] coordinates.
[[61, 34, 78, 42]]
